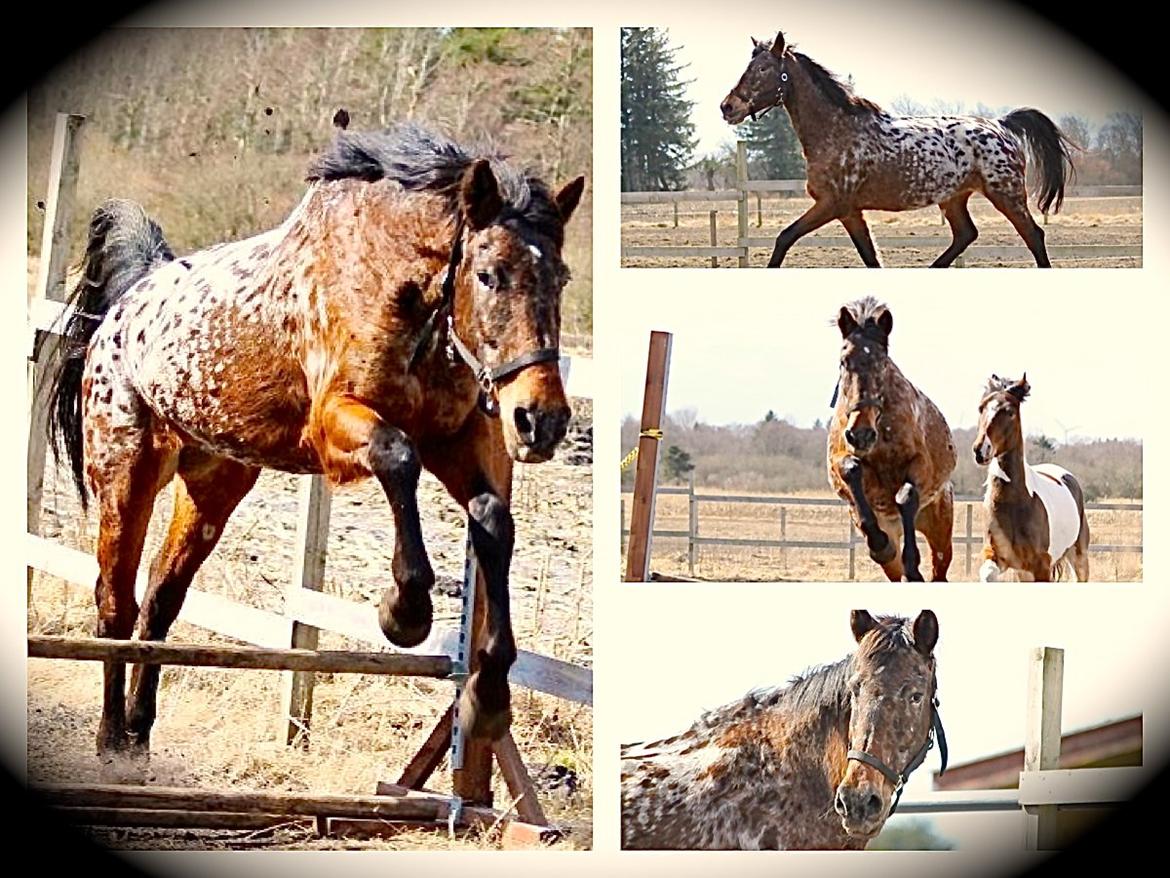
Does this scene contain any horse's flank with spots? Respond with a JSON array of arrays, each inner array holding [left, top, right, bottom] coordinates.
[[621, 610, 945, 850], [46, 122, 586, 761], [973, 374, 1090, 581], [720, 31, 1077, 267]]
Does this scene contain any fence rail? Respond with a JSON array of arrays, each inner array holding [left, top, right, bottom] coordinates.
[[621, 477, 1141, 579], [621, 143, 1142, 266]]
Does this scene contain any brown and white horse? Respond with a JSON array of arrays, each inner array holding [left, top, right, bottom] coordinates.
[[621, 610, 946, 850], [46, 123, 585, 759], [973, 375, 1090, 581], [720, 31, 1077, 267], [828, 298, 956, 581]]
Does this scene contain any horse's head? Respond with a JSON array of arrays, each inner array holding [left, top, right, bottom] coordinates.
[[451, 160, 586, 463], [974, 374, 1030, 465], [721, 31, 791, 125], [835, 610, 942, 841], [836, 298, 893, 457]]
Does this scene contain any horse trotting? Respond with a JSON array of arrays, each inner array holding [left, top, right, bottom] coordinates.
[[973, 375, 1090, 581], [46, 123, 586, 761], [720, 31, 1077, 267], [621, 610, 946, 850], [827, 298, 956, 581]]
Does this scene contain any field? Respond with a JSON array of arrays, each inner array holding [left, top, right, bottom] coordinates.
[[622, 487, 1141, 582], [620, 194, 1142, 268], [28, 407, 593, 850]]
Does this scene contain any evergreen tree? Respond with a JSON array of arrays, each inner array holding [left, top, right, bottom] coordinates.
[[741, 110, 805, 179], [620, 27, 697, 191]]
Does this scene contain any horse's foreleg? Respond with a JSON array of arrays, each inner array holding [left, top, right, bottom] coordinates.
[[767, 200, 839, 267], [839, 212, 882, 267], [421, 415, 516, 741], [894, 482, 924, 581], [839, 456, 895, 567], [931, 194, 978, 268], [984, 186, 1050, 267], [126, 451, 259, 751]]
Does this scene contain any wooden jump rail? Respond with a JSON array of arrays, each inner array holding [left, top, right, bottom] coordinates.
[[621, 142, 1143, 266], [25, 112, 589, 847]]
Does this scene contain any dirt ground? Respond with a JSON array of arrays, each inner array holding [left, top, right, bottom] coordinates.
[[27, 404, 593, 850], [623, 488, 1141, 582], [620, 195, 1142, 268]]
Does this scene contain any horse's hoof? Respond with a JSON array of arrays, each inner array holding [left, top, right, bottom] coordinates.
[[458, 673, 512, 741], [378, 585, 432, 648]]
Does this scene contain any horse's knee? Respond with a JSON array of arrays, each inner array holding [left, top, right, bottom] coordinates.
[[895, 481, 918, 510], [469, 493, 514, 552], [367, 427, 420, 485]]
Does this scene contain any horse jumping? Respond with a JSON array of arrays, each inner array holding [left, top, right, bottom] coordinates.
[[720, 31, 1077, 267], [828, 298, 956, 581], [621, 610, 946, 849], [974, 375, 1090, 581], [46, 123, 586, 760]]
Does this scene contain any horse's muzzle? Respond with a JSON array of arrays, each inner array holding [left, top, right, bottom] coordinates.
[[834, 782, 886, 838], [845, 426, 877, 454], [720, 95, 749, 125], [511, 402, 570, 462]]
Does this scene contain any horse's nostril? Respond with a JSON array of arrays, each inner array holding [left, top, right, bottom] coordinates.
[[865, 794, 882, 818], [513, 406, 535, 441], [834, 790, 847, 816]]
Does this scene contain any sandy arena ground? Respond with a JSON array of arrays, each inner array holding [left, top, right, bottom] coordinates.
[[28, 404, 593, 850], [620, 195, 1142, 268], [622, 488, 1141, 582]]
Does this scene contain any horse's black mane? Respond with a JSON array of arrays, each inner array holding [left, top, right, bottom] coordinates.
[[306, 123, 561, 234], [791, 50, 882, 117]]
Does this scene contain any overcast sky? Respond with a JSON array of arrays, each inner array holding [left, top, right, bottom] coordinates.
[[655, 0, 1145, 156]]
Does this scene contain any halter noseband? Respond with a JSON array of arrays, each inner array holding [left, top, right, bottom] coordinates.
[[846, 700, 948, 818], [412, 217, 560, 417]]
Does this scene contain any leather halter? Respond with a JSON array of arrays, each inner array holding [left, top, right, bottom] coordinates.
[[847, 700, 948, 817], [411, 217, 560, 417]]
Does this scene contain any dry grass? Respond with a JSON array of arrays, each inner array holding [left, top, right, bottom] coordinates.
[[622, 488, 1141, 582], [29, 451, 593, 850], [620, 195, 1142, 268]]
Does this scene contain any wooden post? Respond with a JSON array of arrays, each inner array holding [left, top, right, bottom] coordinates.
[[624, 331, 673, 582], [280, 475, 332, 745], [965, 503, 973, 578], [708, 210, 718, 268], [672, 200, 679, 228], [1023, 647, 1064, 850], [28, 113, 86, 613], [687, 471, 697, 577], [756, 193, 762, 227], [736, 142, 749, 267], [848, 526, 856, 581], [780, 506, 787, 574]]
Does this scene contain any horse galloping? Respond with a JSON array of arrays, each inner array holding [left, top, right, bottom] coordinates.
[[720, 31, 1077, 267], [621, 610, 946, 849], [828, 298, 956, 581], [973, 375, 1090, 581], [46, 123, 586, 760]]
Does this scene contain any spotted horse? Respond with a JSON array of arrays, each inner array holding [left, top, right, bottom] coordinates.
[[720, 31, 1078, 267], [46, 123, 586, 761], [621, 610, 947, 849]]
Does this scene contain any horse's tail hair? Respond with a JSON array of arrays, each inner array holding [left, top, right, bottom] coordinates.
[[1000, 108, 1078, 215], [45, 199, 173, 508]]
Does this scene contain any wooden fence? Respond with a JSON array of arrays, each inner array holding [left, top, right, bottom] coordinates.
[[621, 141, 1143, 266], [621, 475, 1142, 580]]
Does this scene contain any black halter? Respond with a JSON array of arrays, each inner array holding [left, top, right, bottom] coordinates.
[[847, 700, 948, 817], [411, 217, 560, 417]]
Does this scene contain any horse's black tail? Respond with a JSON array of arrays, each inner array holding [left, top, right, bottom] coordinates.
[[45, 198, 174, 508], [1000, 108, 1078, 215]]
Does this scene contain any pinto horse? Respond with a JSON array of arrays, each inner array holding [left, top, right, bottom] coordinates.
[[46, 124, 585, 759], [973, 375, 1090, 581], [621, 610, 946, 849], [720, 32, 1077, 267], [828, 298, 956, 581]]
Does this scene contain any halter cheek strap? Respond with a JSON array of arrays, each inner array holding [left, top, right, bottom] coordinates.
[[846, 700, 947, 818]]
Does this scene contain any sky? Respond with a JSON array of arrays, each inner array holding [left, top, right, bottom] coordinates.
[[655, 0, 1145, 157], [611, 586, 1160, 850], [617, 277, 1148, 442]]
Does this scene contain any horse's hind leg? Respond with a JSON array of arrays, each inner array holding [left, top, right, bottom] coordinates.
[[916, 487, 954, 581], [126, 450, 259, 751], [985, 184, 1050, 267], [840, 212, 882, 268], [931, 194, 978, 268], [421, 414, 516, 741], [767, 199, 839, 267]]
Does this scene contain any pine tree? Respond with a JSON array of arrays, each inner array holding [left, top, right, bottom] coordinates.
[[741, 111, 805, 179], [620, 28, 697, 191]]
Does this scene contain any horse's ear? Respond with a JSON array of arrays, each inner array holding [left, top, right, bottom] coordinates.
[[770, 31, 786, 58], [460, 159, 503, 231], [912, 610, 939, 656], [555, 176, 586, 224], [1008, 374, 1031, 402], [850, 610, 878, 643], [837, 306, 858, 338], [876, 308, 893, 340], [751, 36, 762, 49]]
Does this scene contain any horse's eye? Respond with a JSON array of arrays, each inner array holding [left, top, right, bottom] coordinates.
[[909, 692, 924, 705], [476, 271, 494, 290]]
